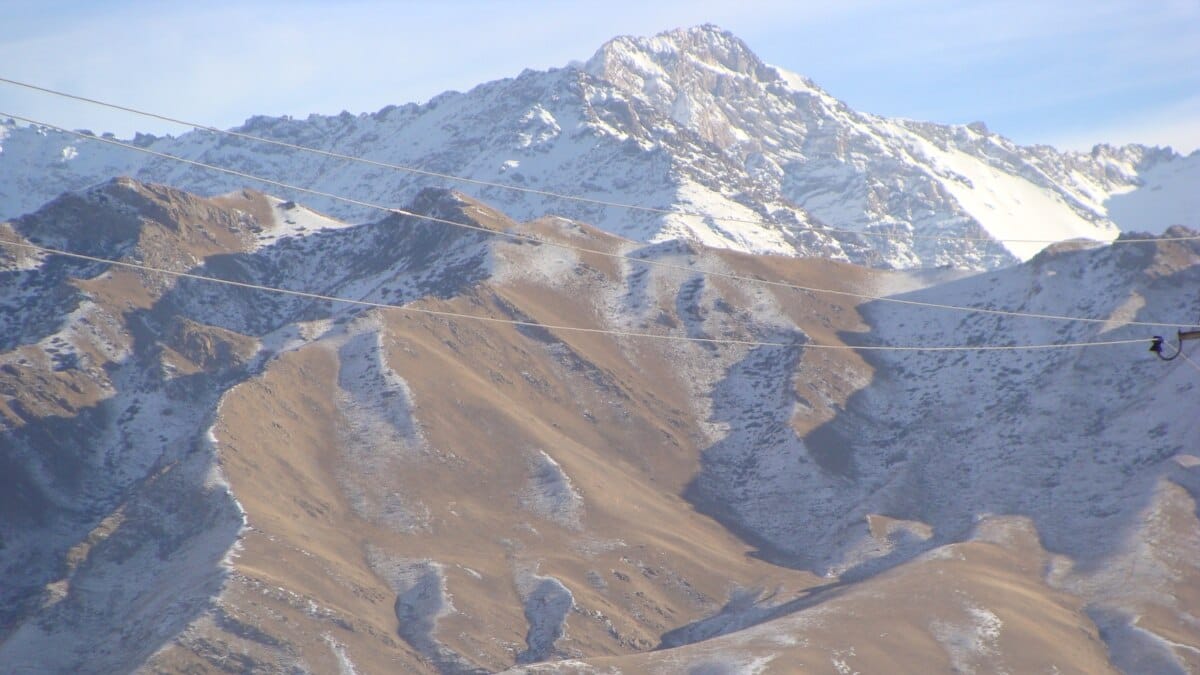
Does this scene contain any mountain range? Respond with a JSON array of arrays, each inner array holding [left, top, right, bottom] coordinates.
[[2, 25, 1198, 271], [2, 24, 1200, 675]]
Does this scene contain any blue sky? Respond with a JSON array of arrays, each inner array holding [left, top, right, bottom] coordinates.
[[2, 0, 1197, 153]]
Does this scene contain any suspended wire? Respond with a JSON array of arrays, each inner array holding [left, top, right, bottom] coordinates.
[[0, 236, 1150, 353], [3, 112, 1191, 332], [5, 77, 1199, 248]]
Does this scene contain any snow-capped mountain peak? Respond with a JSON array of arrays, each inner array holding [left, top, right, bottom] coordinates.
[[584, 24, 777, 96], [1, 25, 1195, 271]]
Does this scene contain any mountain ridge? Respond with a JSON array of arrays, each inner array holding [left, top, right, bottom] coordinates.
[[2, 25, 1196, 271]]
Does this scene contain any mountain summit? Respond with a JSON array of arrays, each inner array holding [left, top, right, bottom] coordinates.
[[584, 24, 786, 135], [1, 24, 1196, 269]]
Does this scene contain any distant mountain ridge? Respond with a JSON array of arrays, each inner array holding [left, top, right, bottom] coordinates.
[[0, 24, 1196, 271]]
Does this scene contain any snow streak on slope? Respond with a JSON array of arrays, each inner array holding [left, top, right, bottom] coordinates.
[[520, 449, 584, 530], [367, 549, 480, 674], [335, 318, 431, 534], [515, 567, 575, 664]]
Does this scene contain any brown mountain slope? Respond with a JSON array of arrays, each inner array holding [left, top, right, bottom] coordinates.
[[2, 180, 1197, 673]]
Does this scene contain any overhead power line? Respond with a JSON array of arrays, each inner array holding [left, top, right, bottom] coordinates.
[[0, 236, 1150, 353], [3, 112, 1193, 332], [5, 76, 1197, 248]]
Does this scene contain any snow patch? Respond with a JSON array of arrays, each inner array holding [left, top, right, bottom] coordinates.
[[520, 449, 584, 529], [367, 548, 474, 671], [931, 605, 1004, 674], [515, 567, 575, 664], [323, 634, 361, 675], [201, 414, 250, 569], [830, 647, 859, 675], [1105, 153, 1200, 234], [256, 196, 356, 249], [492, 236, 582, 285], [516, 105, 562, 148], [1087, 607, 1189, 675], [879, 120, 1118, 259], [659, 180, 795, 256], [334, 319, 431, 532]]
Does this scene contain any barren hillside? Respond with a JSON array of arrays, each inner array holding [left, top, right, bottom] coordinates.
[[1, 180, 1197, 673]]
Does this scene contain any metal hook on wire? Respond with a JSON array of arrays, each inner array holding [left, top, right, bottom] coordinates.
[[1150, 329, 1200, 361]]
